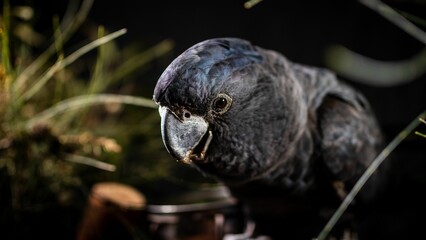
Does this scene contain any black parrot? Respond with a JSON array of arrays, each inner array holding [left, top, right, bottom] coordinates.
[[153, 38, 387, 239]]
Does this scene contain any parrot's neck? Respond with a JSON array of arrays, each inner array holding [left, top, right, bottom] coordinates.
[[228, 127, 318, 197], [226, 128, 339, 222]]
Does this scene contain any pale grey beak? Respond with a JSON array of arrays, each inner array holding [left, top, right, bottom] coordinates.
[[159, 106, 212, 164]]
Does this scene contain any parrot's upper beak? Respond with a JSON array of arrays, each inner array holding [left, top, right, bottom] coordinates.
[[159, 106, 212, 164]]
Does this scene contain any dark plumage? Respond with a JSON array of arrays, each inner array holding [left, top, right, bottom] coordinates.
[[153, 38, 386, 239]]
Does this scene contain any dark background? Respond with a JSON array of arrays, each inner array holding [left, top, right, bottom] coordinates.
[[86, 0, 426, 134], [5, 0, 426, 239]]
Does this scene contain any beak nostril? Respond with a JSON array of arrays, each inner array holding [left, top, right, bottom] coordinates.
[[184, 111, 191, 119], [160, 107, 210, 163]]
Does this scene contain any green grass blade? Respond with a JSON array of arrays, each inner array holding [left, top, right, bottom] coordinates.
[[415, 118, 426, 138], [13, 0, 94, 95], [316, 110, 426, 240], [26, 93, 157, 129], [1, 0, 12, 76], [360, 0, 426, 45], [415, 131, 426, 138], [107, 39, 174, 86], [64, 153, 116, 172], [88, 26, 107, 94], [17, 28, 127, 103]]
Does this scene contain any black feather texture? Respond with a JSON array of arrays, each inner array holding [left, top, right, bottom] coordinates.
[[153, 38, 386, 239]]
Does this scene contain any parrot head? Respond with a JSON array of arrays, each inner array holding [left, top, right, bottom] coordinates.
[[153, 38, 306, 184]]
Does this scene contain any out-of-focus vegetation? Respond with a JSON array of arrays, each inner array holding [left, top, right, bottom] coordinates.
[[0, 0, 188, 238], [325, 0, 426, 87], [415, 118, 426, 138], [1, 0, 423, 239]]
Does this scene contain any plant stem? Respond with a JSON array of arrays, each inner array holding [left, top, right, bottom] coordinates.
[[1, 0, 12, 76], [26, 93, 157, 129], [359, 0, 426, 45], [13, 0, 94, 94], [17, 28, 127, 103], [64, 154, 116, 171], [316, 110, 426, 240], [108, 39, 174, 86]]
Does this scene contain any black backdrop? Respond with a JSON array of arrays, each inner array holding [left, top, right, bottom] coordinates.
[[6, 0, 426, 238], [88, 0, 426, 133]]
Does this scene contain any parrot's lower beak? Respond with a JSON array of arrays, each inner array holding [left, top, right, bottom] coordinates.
[[159, 106, 212, 164]]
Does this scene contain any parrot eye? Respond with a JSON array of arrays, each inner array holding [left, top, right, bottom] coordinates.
[[211, 93, 232, 114]]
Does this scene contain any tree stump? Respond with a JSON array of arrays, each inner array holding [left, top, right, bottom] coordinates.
[[76, 182, 147, 240]]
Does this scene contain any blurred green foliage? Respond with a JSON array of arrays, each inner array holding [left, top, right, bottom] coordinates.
[[415, 118, 426, 138], [0, 0, 194, 238]]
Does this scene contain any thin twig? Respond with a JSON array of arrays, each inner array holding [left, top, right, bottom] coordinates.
[[26, 93, 157, 129], [316, 110, 426, 240]]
